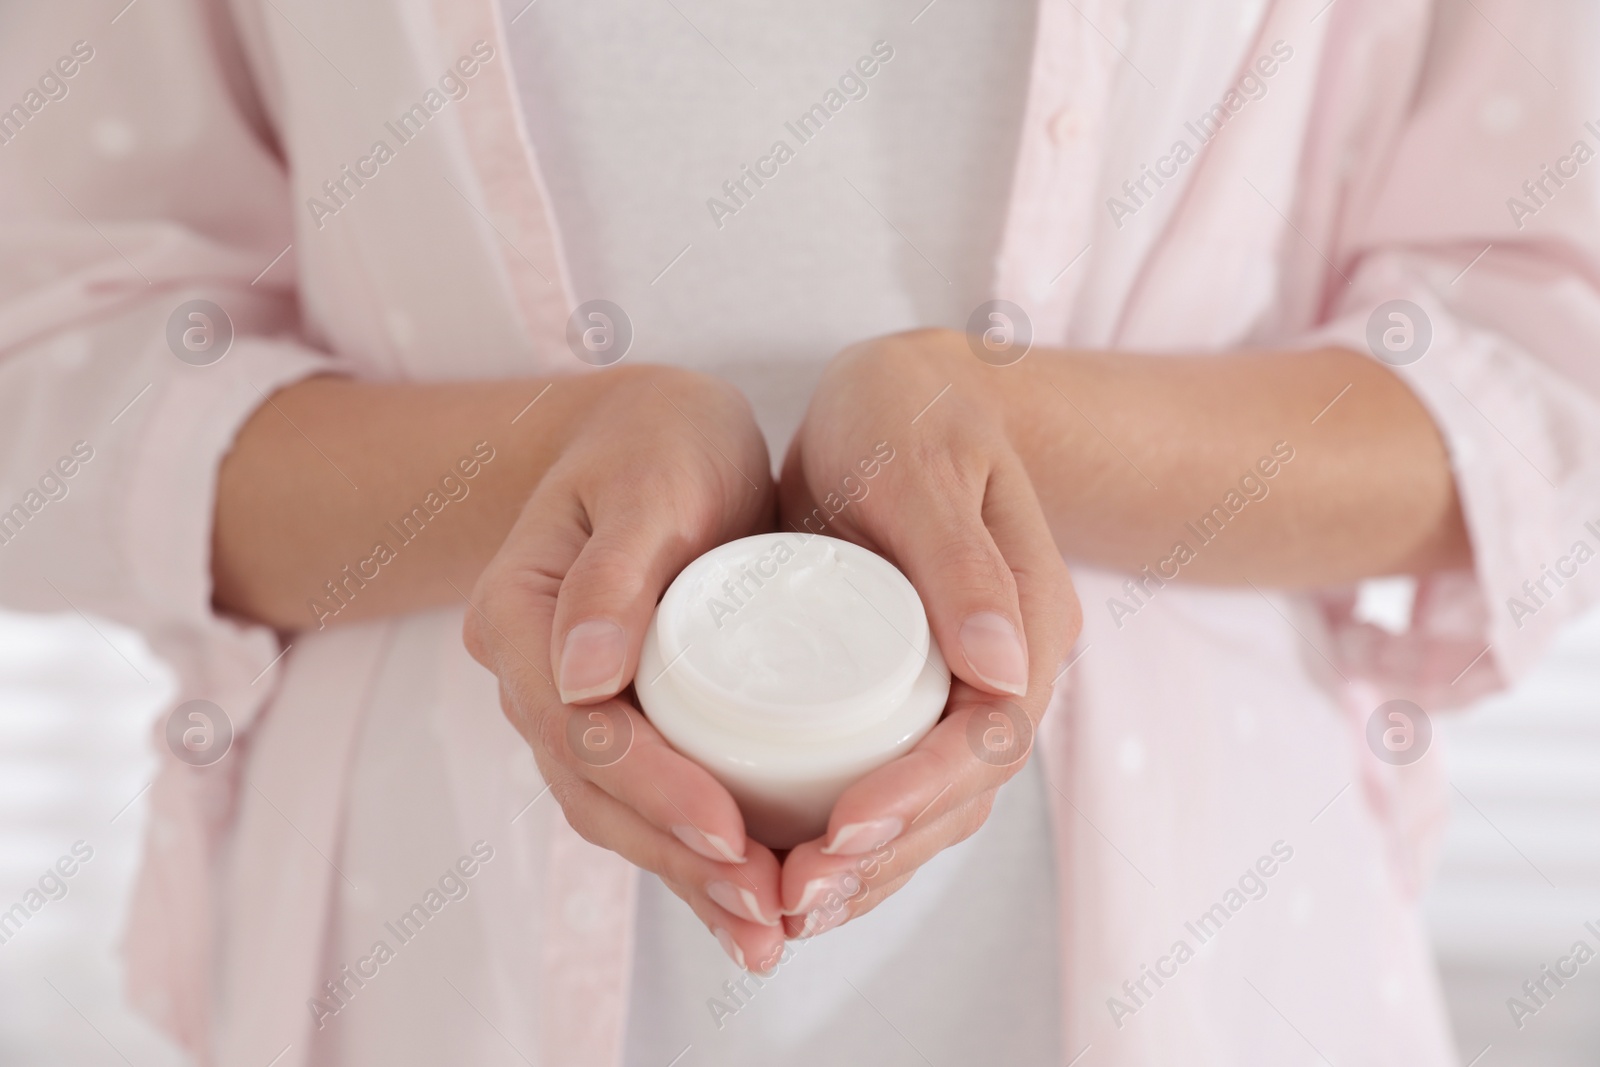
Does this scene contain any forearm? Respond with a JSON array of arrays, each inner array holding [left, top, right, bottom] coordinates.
[[212, 371, 615, 630], [1000, 345, 1470, 586]]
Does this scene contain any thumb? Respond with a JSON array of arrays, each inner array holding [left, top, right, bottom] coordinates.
[[550, 506, 694, 705], [776, 428, 824, 537], [872, 473, 1030, 700]]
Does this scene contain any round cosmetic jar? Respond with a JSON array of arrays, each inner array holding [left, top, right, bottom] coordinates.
[[636, 532, 951, 849]]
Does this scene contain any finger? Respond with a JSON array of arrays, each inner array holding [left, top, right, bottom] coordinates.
[[550, 772, 787, 968], [782, 460, 1080, 939], [831, 714, 1006, 853], [468, 482, 754, 866], [552, 697, 757, 866], [661, 846, 789, 974], [549, 489, 708, 705], [866, 451, 1030, 699], [781, 796, 994, 937], [805, 459, 1073, 856], [818, 679, 1025, 840], [551, 377, 774, 705], [980, 456, 1082, 694], [775, 432, 822, 537], [782, 871, 915, 940], [461, 482, 580, 704]]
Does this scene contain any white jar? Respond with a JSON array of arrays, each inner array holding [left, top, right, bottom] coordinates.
[[636, 532, 950, 849]]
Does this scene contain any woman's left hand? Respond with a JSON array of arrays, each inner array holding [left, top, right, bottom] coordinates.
[[775, 328, 1082, 938]]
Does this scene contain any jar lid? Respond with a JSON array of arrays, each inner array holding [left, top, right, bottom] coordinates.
[[648, 532, 932, 741]]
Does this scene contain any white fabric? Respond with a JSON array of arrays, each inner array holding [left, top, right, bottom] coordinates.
[[506, 0, 1038, 451], [500, 3, 1062, 1063]]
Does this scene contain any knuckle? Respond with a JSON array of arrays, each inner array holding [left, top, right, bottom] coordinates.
[[907, 745, 968, 804], [899, 435, 965, 484], [641, 364, 733, 409], [461, 612, 491, 666], [496, 682, 533, 739], [480, 565, 562, 626], [639, 363, 706, 394], [1060, 588, 1085, 644], [550, 779, 607, 847], [533, 704, 576, 761], [1044, 553, 1076, 602], [655, 836, 705, 891], [547, 770, 586, 812], [594, 461, 733, 547], [891, 455, 991, 526], [933, 540, 1015, 602], [952, 793, 995, 843], [462, 577, 523, 669], [549, 787, 587, 830], [899, 326, 961, 347], [856, 327, 959, 365], [564, 540, 649, 609]]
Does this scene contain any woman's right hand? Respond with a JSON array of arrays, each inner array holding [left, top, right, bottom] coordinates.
[[462, 365, 787, 972]]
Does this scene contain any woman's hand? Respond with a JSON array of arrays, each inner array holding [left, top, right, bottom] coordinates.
[[463, 365, 788, 972], [775, 328, 1082, 937]]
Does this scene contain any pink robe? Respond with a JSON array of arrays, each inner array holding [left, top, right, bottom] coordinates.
[[1, 0, 1597, 1063]]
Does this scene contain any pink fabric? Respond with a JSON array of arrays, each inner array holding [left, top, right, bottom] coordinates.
[[2, 0, 1598, 1063], [429, 0, 576, 355]]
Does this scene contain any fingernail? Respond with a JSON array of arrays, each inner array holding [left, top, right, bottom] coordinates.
[[714, 926, 746, 970], [786, 876, 826, 917], [753, 942, 787, 976], [707, 881, 780, 926], [821, 817, 902, 856], [797, 897, 851, 939], [558, 619, 627, 704], [785, 871, 851, 916], [958, 612, 1029, 696], [672, 825, 747, 864]]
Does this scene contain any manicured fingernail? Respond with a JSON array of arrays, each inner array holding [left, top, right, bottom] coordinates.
[[797, 898, 850, 939], [786, 877, 824, 917], [788, 866, 867, 917], [672, 825, 747, 864], [821, 817, 903, 856], [753, 942, 788, 975], [958, 612, 1029, 696], [785, 873, 842, 916], [558, 619, 627, 703], [714, 926, 746, 969], [708, 881, 779, 926]]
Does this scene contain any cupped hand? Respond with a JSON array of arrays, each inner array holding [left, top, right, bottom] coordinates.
[[463, 365, 787, 972], [776, 328, 1082, 938]]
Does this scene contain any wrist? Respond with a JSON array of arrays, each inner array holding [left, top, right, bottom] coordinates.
[[985, 340, 1078, 450], [990, 344, 1115, 517], [504, 365, 693, 485], [536, 363, 771, 525]]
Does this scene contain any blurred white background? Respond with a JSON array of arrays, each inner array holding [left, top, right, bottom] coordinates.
[[1, 605, 1597, 1065]]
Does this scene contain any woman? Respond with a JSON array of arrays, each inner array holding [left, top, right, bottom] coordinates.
[[2, 0, 1596, 1064]]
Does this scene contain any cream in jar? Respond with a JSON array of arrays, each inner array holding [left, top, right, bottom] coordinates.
[[636, 532, 950, 849]]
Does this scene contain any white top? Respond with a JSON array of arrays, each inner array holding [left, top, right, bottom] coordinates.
[[507, 0, 1039, 451], [502, 3, 1061, 1064]]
